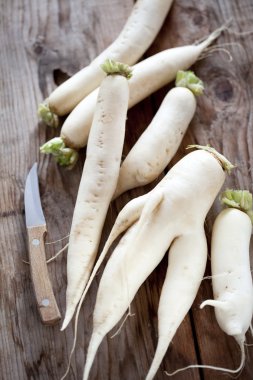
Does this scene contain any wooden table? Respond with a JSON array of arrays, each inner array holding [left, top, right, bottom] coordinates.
[[1, 0, 253, 379]]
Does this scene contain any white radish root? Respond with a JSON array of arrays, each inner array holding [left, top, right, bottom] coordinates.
[[113, 70, 203, 198], [61, 60, 131, 330], [146, 228, 207, 380], [38, 0, 174, 122], [59, 194, 150, 380], [201, 190, 253, 373], [81, 146, 231, 380], [166, 189, 253, 377], [63, 26, 226, 149], [41, 25, 228, 165]]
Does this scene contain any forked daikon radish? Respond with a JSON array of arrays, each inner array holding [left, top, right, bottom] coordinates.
[[41, 25, 227, 166], [38, 0, 174, 126], [146, 229, 207, 380], [71, 145, 231, 324], [113, 70, 203, 198], [59, 194, 148, 380], [61, 60, 131, 330], [70, 193, 149, 312], [81, 146, 233, 380], [164, 189, 253, 377]]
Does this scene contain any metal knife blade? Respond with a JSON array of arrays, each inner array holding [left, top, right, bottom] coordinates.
[[25, 163, 46, 228], [24, 163, 61, 325]]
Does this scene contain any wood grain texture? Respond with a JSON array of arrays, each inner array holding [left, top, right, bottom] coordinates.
[[0, 0, 252, 379], [27, 225, 61, 325]]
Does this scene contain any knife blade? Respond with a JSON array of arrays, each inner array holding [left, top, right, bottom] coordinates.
[[24, 163, 61, 325]]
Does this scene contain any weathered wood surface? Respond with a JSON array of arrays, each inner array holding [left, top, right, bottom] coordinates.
[[0, 0, 253, 379]]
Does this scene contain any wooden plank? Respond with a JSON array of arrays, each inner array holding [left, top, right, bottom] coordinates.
[[0, 0, 253, 379], [139, 2, 253, 376]]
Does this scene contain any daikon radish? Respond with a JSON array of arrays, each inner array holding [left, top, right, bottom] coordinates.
[[113, 70, 203, 198], [41, 26, 227, 166], [38, 0, 174, 125], [61, 60, 131, 330], [82, 146, 233, 380], [165, 189, 253, 377]]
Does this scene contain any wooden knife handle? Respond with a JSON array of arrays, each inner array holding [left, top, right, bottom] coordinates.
[[27, 225, 61, 325]]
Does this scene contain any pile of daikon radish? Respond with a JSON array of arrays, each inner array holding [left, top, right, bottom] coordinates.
[[38, 1, 253, 379]]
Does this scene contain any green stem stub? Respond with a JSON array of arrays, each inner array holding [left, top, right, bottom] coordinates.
[[176, 70, 204, 96], [187, 144, 235, 174], [100, 59, 132, 79], [221, 189, 253, 224], [40, 137, 78, 168], [38, 102, 59, 128]]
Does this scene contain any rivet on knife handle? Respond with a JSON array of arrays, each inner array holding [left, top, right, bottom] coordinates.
[[27, 224, 61, 325]]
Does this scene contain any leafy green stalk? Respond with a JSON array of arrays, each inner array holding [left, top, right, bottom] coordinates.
[[100, 59, 132, 79], [176, 70, 204, 96], [38, 102, 59, 128], [187, 144, 235, 174], [221, 189, 253, 224], [40, 137, 78, 168]]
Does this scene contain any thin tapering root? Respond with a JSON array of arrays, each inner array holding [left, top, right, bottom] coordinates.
[[226, 24, 253, 38], [200, 40, 246, 62], [202, 270, 236, 281], [46, 242, 69, 264], [60, 198, 146, 377], [61, 192, 159, 376], [164, 340, 245, 377], [45, 234, 70, 245], [110, 307, 135, 339], [146, 339, 174, 380], [82, 332, 104, 380], [60, 204, 142, 331], [59, 227, 141, 377], [194, 20, 235, 62], [59, 320, 78, 380], [200, 299, 226, 310], [199, 46, 233, 62], [195, 19, 233, 47], [22, 242, 69, 265]]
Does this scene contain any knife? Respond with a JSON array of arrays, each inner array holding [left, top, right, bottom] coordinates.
[[24, 163, 61, 325]]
